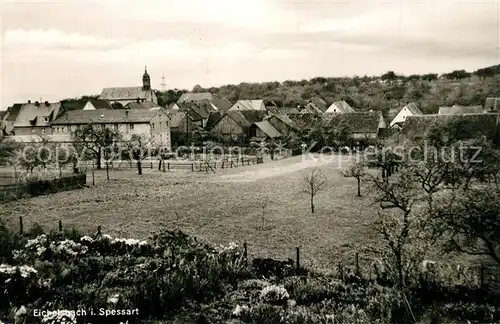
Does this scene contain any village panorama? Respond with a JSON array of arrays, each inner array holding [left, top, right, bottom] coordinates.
[[1, 2, 500, 323]]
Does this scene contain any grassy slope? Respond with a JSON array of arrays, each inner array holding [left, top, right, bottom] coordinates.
[[0, 155, 381, 272]]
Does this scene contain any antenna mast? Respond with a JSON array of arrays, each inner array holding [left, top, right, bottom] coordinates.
[[161, 71, 167, 91]]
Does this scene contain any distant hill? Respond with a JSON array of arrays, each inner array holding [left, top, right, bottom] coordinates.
[[155, 64, 500, 117]]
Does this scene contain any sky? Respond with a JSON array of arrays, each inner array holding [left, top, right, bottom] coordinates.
[[1, 0, 499, 109]]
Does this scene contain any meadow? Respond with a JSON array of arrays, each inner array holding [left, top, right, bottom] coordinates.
[[0, 154, 381, 272]]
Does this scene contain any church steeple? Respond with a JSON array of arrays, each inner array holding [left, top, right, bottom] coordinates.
[[142, 66, 151, 90]]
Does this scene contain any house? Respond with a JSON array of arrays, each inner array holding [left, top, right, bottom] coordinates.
[[210, 110, 267, 140], [267, 114, 298, 136], [228, 100, 266, 111], [325, 101, 355, 114], [99, 67, 158, 107], [249, 121, 281, 140], [400, 113, 499, 143], [323, 111, 386, 139], [438, 105, 484, 115], [50, 109, 171, 147], [82, 99, 113, 110], [6, 101, 62, 139], [389, 102, 423, 128], [124, 101, 161, 110], [210, 97, 233, 111], [301, 102, 324, 115], [177, 92, 213, 103], [484, 97, 500, 112], [172, 100, 215, 128], [308, 97, 329, 112]]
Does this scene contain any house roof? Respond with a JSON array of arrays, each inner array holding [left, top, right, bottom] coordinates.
[[438, 105, 484, 115], [124, 101, 159, 110], [484, 97, 500, 112], [400, 113, 499, 140], [51, 109, 160, 125], [252, 121, 281, 138], [177, 92, 213, 103], [176, 100, 215, 120], [100, 87, 153, 100], [88, 99, 113, 109], [289, 113, 322, 129], [210, 97, 232, 111], [404, 103, 423, 115], [269, 114, 298, 130], [309, 97, 328, 111], [229, 100, 265, 111], [13, 102, 61, 127], [6, 104, 23, 121], [325, 101, 356, 113], [222, 110, 267, 129], [206, 111, 224, 130], [323, 111, 381, 133], [304, 102, 324, 114]]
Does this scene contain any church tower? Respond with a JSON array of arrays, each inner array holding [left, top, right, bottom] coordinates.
[[142, 66, 151, 90]]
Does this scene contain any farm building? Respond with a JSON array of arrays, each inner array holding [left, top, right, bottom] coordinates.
[[172, 100, 215, 128], [267, 114, 298, 136], [484, 97, 500, 112], [100, 67, 158, 107], [438, 105, 484, 115], [228, 100, 266, 111], [389, 102, 423, 128], [400, 113, 499, 143], [249, 121, 281, 140], [167, 110, 199, 134], [325, 101, 355, 114], [323, 111, 386, 139], [210, 110, 267, 140], [50, 109, 171, 148]]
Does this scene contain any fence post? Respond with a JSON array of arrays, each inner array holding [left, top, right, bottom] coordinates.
[[168, 162, 170, 171], [355, 253, 360, 277], [92, 170, 95, 186], [191, 163, 194, 172], [296, 247, 300, 272], [151, 162, 153, 169], [58, 220, 62, 232], [162, 161, 166, 172], [19, 216, 23, 235], [243, 242, 248, 266], [106, 162, 109, 180]]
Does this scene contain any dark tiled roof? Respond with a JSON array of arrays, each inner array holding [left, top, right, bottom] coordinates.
[[6, 104, 23, 121], [206, 111, 224, 130], [310, 97, 328, 111], [100, 87, 153, 100], [51, 109, 160, 125], [484, 98, 500, 112], [438, 105, 484, 115], [405, 103, 423, 115], [176, 100, 214, 120], [89, 99, 113, 109], [252, 121, 281, 138], [177, 92, 213, 103], [288, 113, 322, 129], [210, 97, 232, 111], [124, 101, 159, 110], [304, 102, 323, 114], [224, 110, 267, 129], [269, 114, 298, 130], [323, 111, 381, 133], [401, 113, 499, 140]]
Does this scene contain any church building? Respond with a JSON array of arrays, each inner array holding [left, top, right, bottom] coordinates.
[[99, 67, 158, 107]]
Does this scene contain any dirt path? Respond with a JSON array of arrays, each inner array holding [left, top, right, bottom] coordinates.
[[214, 154, 352, 183]]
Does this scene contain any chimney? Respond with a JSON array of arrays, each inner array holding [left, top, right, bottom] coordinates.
[[28, 100, 31, 104], [45, 101, 49, 106], [35, 101, 40, 107], [125, 110, 129, 118]]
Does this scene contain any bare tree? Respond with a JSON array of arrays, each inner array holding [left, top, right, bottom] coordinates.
[[124, 134, 152, 175], [341, 159, 367, 197], [72, 124, 120, 169], [302, 164, 327, 213]]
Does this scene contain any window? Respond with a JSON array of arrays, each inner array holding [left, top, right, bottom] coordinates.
[[32, 128, 35, 133], [152, 123, 155, 130], [114, 124, 118, 131], [101, 124, 106, 130], [130, 124, 135, 130], [41, 128, 45, 134]]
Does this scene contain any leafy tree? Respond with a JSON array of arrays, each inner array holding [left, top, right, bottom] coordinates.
[[341, 159, 367, 197], [381, 71, 398, 84], [421, 73, 438, 82], [72, 124, 121, 169], [124, 134, 153, 175]]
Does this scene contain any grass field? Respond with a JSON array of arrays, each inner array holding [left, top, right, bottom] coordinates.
[[0, 154, 386, 272]]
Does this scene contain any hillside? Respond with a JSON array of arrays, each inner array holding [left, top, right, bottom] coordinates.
[[156, 64, 500, 116]]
